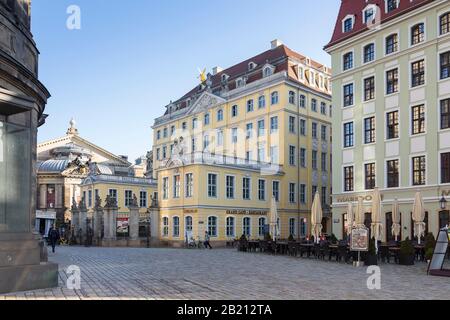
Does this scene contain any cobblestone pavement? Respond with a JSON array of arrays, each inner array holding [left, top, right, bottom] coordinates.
[[1, 246, 449, 300]]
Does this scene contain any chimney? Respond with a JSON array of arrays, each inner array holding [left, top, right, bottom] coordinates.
[[212, 66, 223, 75], [119, 155, 129, 162], [271, 39, 283, 50]]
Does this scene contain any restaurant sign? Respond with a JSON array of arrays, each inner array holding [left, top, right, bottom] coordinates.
[[350, 227, 369, 252], [226, 210, 267, 216]]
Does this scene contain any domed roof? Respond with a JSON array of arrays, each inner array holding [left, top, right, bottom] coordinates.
[[37, 159, 70, 173], [96, 164, 113, 175]]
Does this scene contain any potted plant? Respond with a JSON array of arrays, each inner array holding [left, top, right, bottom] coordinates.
[[288, 234, 295, 242], [365, 237, 378, 266], [330, 234, 338, 244], [399, 237, 415, 266], [264, 233, 272, 242]]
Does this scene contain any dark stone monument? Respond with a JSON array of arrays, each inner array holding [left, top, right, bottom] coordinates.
[[0, 0, 58, 293]]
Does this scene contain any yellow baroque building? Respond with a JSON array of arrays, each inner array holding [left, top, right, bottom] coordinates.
[[152, 40, 333, 246]]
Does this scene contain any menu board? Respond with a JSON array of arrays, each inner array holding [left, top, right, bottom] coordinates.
[[350, 227, 369, 252]]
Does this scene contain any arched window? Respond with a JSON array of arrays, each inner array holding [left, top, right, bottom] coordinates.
[[289, 218, 296, 237], [162, 217, 169, 237], [258, 95, 266, 109], [185, 216, 193, 232], [173, 216, 180, 237], [217, 109, 224, 122], [226, 216, 235, 238], [204, 113, 210, 125], [263, 67, 273, 77], [231, 105, 238, 117], [288, 91, 296, 105], [271, 92, 279, 105], [440, 12, 450, 35], [258, 217, 266, 237], [208, 216, 218, 237], [243, 217, 251, 237]]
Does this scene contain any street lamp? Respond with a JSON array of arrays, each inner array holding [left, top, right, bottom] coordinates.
[[440, 195, 447, 210]]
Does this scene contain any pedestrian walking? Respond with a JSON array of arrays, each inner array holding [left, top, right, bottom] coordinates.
[[47, 224, 60, 253], [204, 231, 212, 249]]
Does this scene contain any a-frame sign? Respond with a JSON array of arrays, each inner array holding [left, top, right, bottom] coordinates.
[[427, 227, 450, 277]]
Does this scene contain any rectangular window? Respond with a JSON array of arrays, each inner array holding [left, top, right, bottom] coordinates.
[[247, 99, 254, 112], [289, 116, 296, 133], [246, 123, 253, 139], [343, 83, 354, 107], [387, 0, 398, 13], [217, 130, 224, 146], [312, 186, 317, 201], [231, 105, 238, 117], [344, 166, 354, 192], [272, 181, 280, 202], [243, 177, 251, 200], [412, 156, 426, 186], [125, 190, 133, 207], [88, 190, 92, 207], [300, 119, 306, 136], [441, 12, 450, 35], [386, 68, 398, 94], [258, 180, 266, 201], [365, 163, 376, 190], [386, 111, 399, 139], [321, 102, 327, 115], [364, 76, 375, 101], [311, 99, 317, 112], [312, 150, 318, 170], [139, 191, 147, 208], [226, 176, 235, 199], [258, 120, 265, 137], [343, 52, 353, 71], [364, 117, 376, 144], [300, 148, 306, 168], [270, 116, 278, 133], [411, 105, 425, 135], [343, 122, 354, 148], [411, 60, 425, 87], [162, 178, 169, 199], [321, 152, 327, 171], [387, 160, 399, 188], [440, 51, 450, 80], [289, 146, 296, 166], [271, 145, 279, 164], [441, 98, 450, 130], [321, 125, 327, 141], [386, 34, 398, 54], [191, 138, 196, 152], [441, 152, 450, 184], [312, 122, 317, 139], [300, 184, 306, 204], [208, 174, 217, 198], [411, 23, 425, 46], [185, 173, 193, 198], [321, 187, 327, 206], [257, 144, 265, 162], [289, 183, 296, 203], [364, 43, 375, 63], [173, 175, 180, 198], [231, 128, 238, 144]]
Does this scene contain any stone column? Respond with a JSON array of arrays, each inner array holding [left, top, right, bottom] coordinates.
[[128, 194, 140, 246], [39, 184, 47, 209]]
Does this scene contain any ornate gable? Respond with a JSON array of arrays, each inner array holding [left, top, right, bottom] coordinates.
[[187, 91, 226, 115]]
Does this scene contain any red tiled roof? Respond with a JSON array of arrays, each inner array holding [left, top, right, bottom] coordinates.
[[325, 0, 434, 49], [167, 44, 331, 114]]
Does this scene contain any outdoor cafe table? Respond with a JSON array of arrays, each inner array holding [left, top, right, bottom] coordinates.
[[276, 241, 289, 254], [299, 243, 314, 257], [248, 241, 260, 252]]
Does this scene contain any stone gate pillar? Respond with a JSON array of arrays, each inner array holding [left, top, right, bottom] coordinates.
[[103, 195, 118, 245], [70, 198, 79, 244], [78, 198, 87, 245], [128, 194, 140, 246], [93, 195, 103, 246]]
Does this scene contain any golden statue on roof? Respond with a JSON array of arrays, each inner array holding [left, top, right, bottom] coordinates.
[[198, 68, 207, 83]]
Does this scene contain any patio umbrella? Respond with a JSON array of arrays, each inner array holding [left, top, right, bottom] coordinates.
[[412, 191, 426, 245], [354, 196, 364, 227], [269, 196, 279, 241], [311, 192, 323, 244], [371, 187, 383, 253], [391, 198, 401, 242], [347, 202, 354, 233]]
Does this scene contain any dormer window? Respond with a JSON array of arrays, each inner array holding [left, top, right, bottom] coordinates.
[[263, 66, 274, 78], [248, 62, 257, 71], [236, 78, 244, 88], [343, 16, 354, 33], [221, 74, 229, 83], [386, 0, 399, 13], [363, 5, 377, 24], [298, 66, 304, 80]]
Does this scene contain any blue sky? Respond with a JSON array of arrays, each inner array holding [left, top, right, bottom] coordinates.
[[33, 0, 340, 162]]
